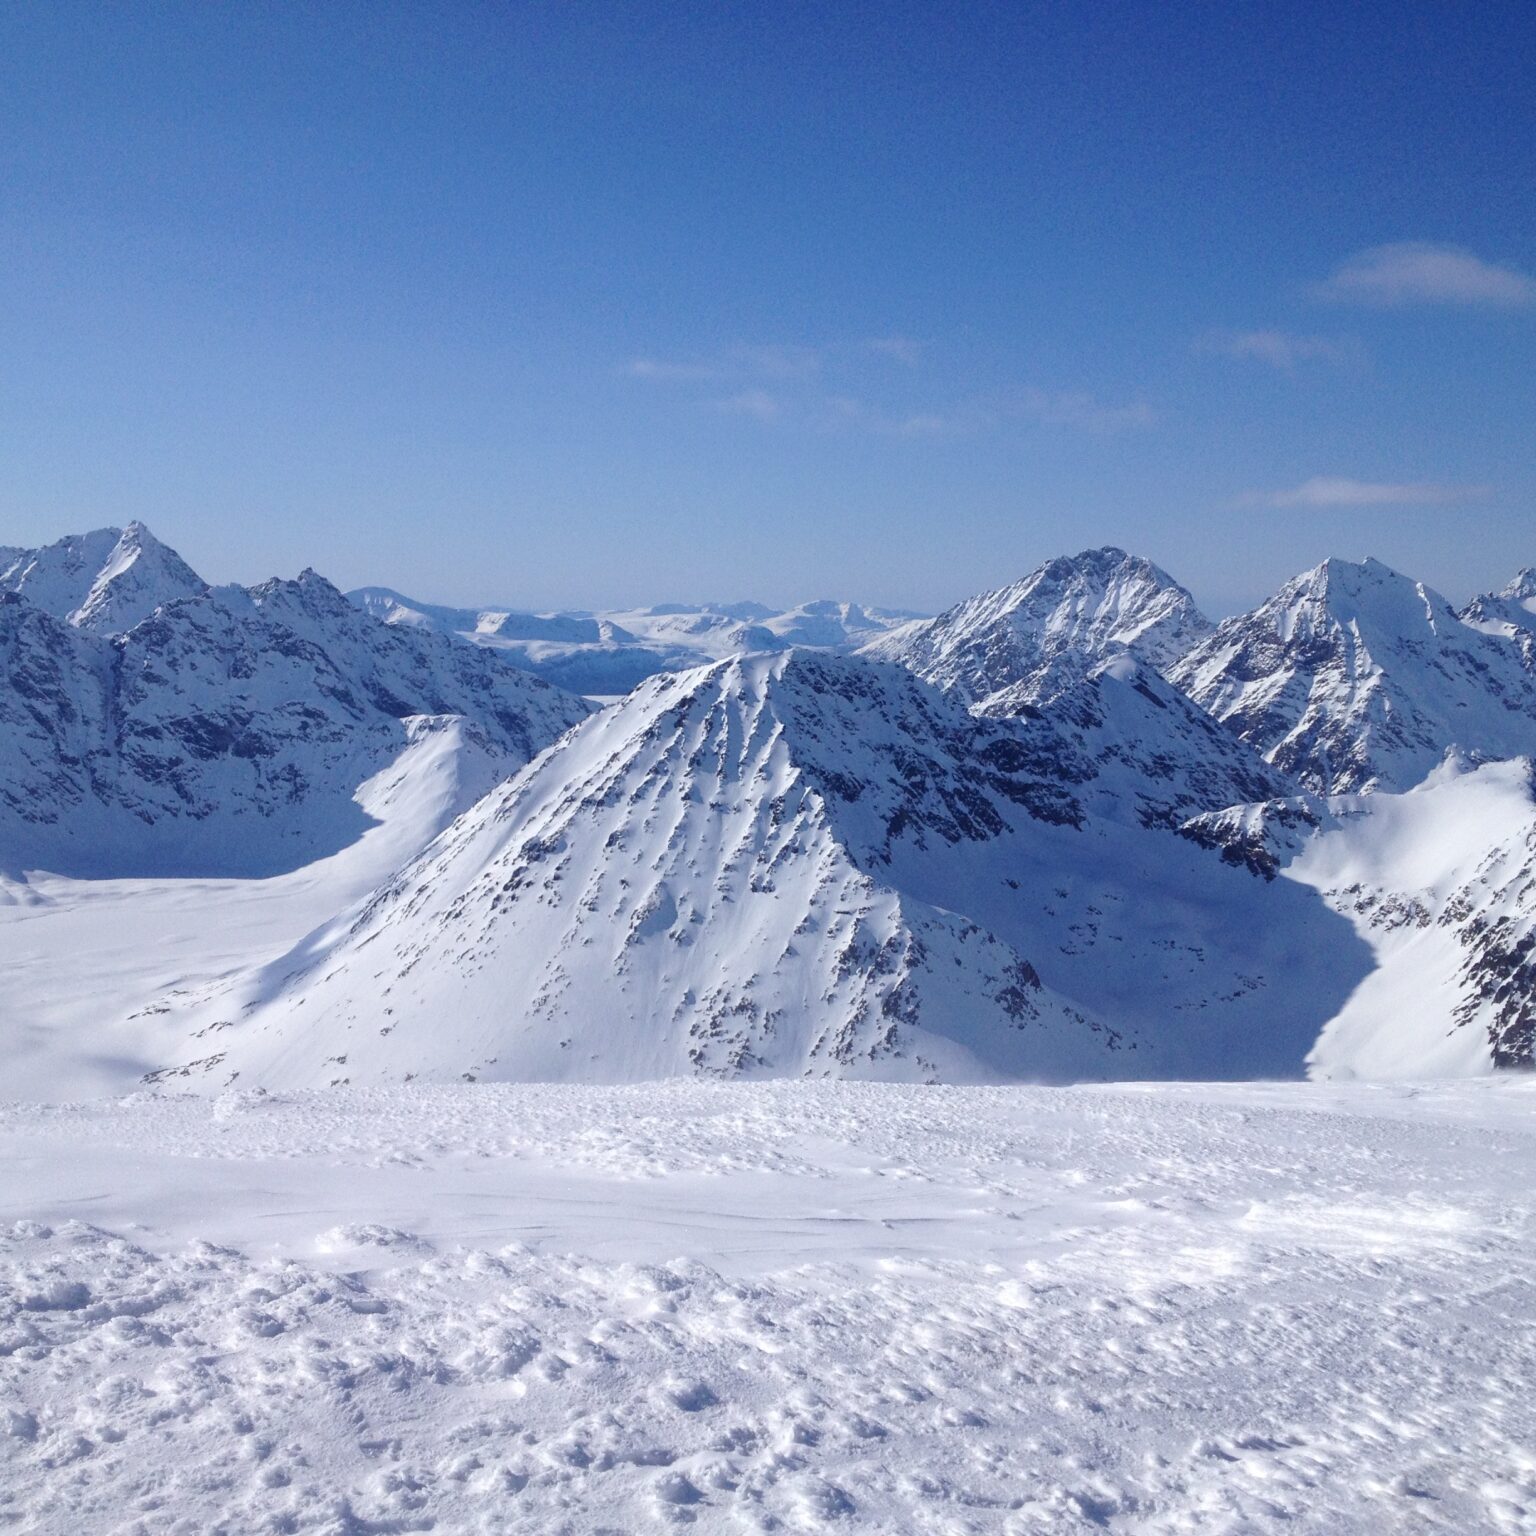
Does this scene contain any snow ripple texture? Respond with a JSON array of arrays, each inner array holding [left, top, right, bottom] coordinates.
[[2, 1080, 1533, 1534]]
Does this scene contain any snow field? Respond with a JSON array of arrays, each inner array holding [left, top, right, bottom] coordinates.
[[3, 1079, 1533, 1533]]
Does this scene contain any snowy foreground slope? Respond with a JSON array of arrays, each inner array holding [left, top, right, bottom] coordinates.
[[2, 1079, 1533, 1535]]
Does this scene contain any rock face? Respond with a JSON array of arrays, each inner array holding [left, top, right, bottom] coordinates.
[[349, 588, 926, 695], [1170, 557, 1536, 794], [862, 547, 1212, 710], [0, 549, 590, 878], [988, 654, 1298, 834], [158, 650, 1369, 1090]]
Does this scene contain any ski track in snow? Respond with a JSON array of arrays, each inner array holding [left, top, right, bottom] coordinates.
[[2, 1079, 1533, 1534]]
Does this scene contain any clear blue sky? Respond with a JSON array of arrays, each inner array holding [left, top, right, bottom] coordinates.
[[2, 2, 1532, 615]]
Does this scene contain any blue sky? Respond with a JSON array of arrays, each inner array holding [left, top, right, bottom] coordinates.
[[2, 2, 1532, 615]]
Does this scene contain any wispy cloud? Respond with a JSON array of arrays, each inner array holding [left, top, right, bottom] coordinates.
[[821, 396, 985, 437], [624, 357, 722, 382], [818, 387, 1154, 438], [1315, 242, 1536, 308], [865, 335, 924, 366], [624, 340, 1151, 439], [1006, 388, 1157, 431], [1235, 476, 1494, 509], [1196, 329, 1365, 369], [626, 344, 821, 385], [730, 344, 822, 379], [712, 389, 782, 421]]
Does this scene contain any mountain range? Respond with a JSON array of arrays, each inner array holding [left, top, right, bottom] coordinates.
[[350, 585, 924, 695], [0, 524, 588, 877], [2, 521, 1535, 1089]]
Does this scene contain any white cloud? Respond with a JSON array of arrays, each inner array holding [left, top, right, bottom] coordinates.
[[1236, 476, 1493, 509], [1197, 329, 1364, 369], [729, 344, 822, 379], [865, 335, 924, 366], [1006, 388, 1157, 431], [1315, 242, 1536, 308], [819, 387, 1154, 437], [627, 342, 1151, 440], [713, 389, 781, 421], [624, 344, 821, 385], [624, 358, 722, 382], [822, 396, 985, 436]]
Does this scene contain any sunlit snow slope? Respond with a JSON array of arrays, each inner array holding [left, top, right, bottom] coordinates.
[[149, 651, 1369, 1090], [0, 713, 520, 1099]]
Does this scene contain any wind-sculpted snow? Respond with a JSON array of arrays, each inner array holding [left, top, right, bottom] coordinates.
[[146, 649, 1369, 1090], [862, 546, 1213, 709], [350, 586, 925, 693], [2, 1080, 1534, 1534], [1171, 557, 1536, 794], [0, 565, 589, 878]]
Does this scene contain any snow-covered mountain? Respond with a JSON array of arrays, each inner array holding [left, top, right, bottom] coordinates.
[[150, 650, 1366, 1089], [0, 558, 589, 879], [1000, 653, 1299, 833], [9, 519, 1536, 1089], [861, 547, 1212, 709], [1462, 568, 1536, 671], [1170, 557, 1536, 794], [0, 522, 209, 633], [350, 587, 925, 695], [1300, 756, 1536, 1075], [1182, 755, 1536, 1074]]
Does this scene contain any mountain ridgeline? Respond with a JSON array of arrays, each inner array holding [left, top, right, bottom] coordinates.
[[3, 523, 1536, 1083], [0, 527, 589, 876]]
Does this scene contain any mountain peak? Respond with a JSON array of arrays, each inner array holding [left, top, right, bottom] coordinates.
[[249, 567, 353, 621], [1172, 557, 1536, 793], [1053, 544, 1131, 569], [862, 546, 1211, 709], [1300, 553, 1406, 589], [1501, 568, 1536, 602], [0, 522, 208, 634], [159, 645, 1115, 1086], [73, 523, 210, 633], [0, 541, 591, 878]]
